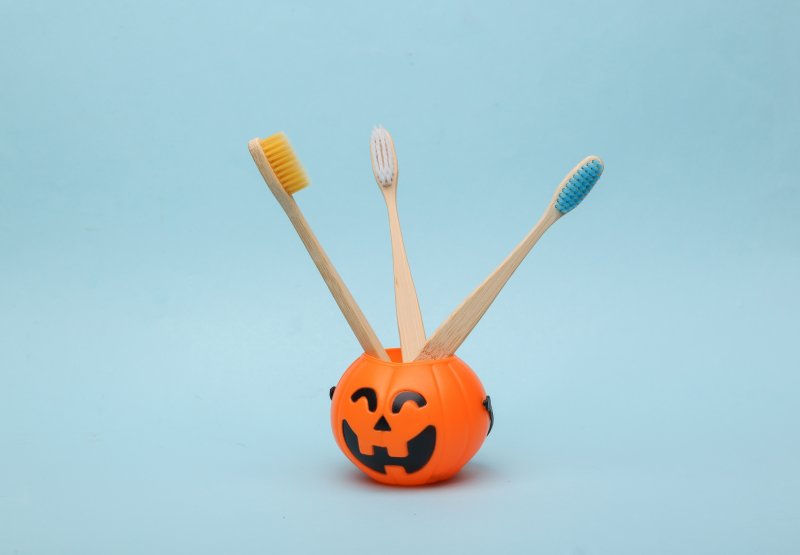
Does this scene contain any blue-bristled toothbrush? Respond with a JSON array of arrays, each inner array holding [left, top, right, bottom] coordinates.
[[412, 156, 605, 361]]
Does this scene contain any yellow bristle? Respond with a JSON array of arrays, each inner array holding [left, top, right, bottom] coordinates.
[[259, 132, 310, 195]]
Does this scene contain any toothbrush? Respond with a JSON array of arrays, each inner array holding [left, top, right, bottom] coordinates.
[[414, 156, 604, 361], [248, 132, 390, 361], [370, 126, 426, 362]]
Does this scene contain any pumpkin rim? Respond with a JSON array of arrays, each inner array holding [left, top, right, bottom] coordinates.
[[361, 347, 462, 367]]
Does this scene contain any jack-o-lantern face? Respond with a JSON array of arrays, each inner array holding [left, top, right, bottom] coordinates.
[[342, 387, 436, 474], [330, 349, 492, 486]]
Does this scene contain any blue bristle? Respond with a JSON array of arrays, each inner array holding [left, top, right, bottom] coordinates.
[[554, 158, 604, 214]]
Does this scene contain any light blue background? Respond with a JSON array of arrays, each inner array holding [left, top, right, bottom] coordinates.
[[2, 0, 799, 553]]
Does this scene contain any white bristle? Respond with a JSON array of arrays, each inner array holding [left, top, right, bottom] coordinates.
[[370, 125, 396, 187]]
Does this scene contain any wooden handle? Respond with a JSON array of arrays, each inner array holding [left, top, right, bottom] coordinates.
[[249, 139, 390, 361], [414, 207, 561, 361], [384, 193, 426, 361]]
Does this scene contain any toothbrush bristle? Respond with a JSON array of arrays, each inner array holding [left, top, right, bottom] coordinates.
[[370, 126, 396, 187], [554, 157, 604, 214], [259, 132, 310, 195]]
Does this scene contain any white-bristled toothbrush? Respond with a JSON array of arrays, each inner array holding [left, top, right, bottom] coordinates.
[[370, 126, 426, 362], [414, 156, 605, 361]]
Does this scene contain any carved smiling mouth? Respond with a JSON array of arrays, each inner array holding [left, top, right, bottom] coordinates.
[[341, 420, 436, 474]]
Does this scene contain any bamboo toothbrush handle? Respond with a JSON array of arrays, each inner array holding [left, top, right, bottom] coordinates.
[[284, 199, 390, 361], [414, 208, 560, 361], [249, 142, 390, 361], [385, 195, 426, 361]]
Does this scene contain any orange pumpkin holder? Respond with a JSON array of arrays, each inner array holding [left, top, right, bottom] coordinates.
[[330, 348, 493, 486]]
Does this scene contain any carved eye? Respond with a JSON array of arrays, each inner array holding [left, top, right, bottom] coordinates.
[[392, 391, 427, 413], [350, 388, 377, 412]]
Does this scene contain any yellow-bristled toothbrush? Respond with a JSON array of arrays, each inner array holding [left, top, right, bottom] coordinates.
[[248, 132, 390, 361], [414, 156, 605, 361], [370, 126, 426, 362]]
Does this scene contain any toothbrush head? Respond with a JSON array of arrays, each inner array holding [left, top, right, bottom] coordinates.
[[258, 132, 310, 195], [554, 156, 604, 214], [370, 125, 397, 188]]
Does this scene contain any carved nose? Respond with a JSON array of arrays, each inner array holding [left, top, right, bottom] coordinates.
[[373, 415, 392, 431]]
